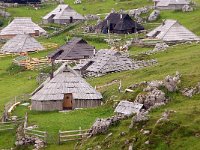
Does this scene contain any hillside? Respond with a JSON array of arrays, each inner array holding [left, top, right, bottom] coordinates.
[[0, 0, 200, 149]]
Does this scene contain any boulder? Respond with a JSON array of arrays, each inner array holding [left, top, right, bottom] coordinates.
[[163, 71, 181, 92], [148, 10, 160, 21], [182, 5, 193, 12]]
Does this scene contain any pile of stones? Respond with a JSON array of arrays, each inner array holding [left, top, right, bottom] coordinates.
[[135, 88, 167, 109], [182, 5, 193, 12], [140, 43, 169, 55], [181, 82, 200, 97], [15, 125, 45, 150], [88, 115, 125, 136], [74, 0, 81, 4]]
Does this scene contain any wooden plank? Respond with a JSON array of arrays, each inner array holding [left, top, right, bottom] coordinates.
[[25, 129, 46, 134], [60, 133, 83, 138], [25, 132, 45, 138]]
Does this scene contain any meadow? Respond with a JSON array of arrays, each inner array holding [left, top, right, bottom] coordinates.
[[0, 0, 200, 149]]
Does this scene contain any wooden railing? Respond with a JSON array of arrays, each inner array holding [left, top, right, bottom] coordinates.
[[24, 128, 48, 143], [58, 127, 91, 144]]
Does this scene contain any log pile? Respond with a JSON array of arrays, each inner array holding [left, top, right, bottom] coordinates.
[[13, 56, 50, 70]]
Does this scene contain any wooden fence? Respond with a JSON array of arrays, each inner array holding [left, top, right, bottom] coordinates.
[[0, 118, 24, 132], [58, 127, 91, 144], [24, 128, 48, 143], [1, 94, 30, 122]]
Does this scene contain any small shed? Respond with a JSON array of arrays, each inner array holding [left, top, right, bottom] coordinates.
[[73, 49, 134, 77], [1, 34, 44, 53], [48, 37, 95, 61], [114, 100, 143, 116], [43, 4, 85, 24], [154, 0, 190, 10], [0, 17, 46, 39], [30, 63, 102, 111], [146, 19, 199, 43], [95, 13, 144, 34]]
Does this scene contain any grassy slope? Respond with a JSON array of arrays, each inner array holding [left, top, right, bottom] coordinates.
[[0, 0, 200, 149], [80, 44, 200, 150]]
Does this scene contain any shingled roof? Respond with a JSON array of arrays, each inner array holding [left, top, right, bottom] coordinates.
[[31, 63, 102, 101], [43, 4, 84, 20], [48, 37, 95, 60], [73, 49, 134, 76], [147, 19, 199, 42], [0, 17, 46, 38], [96, 13, 144, 34], [1, 34, 44, 53], [114, 100, 143, 116]]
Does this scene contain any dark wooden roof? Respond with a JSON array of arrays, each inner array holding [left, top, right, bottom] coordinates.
[[48, 37, 95, 60], [96, 13, 144, 34]]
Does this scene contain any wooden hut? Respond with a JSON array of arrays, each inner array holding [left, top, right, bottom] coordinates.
[[1, 34, 44, 53], [30, 63, 102, 111], [42, 4, 85, 24], [95, 13, 144, 34], [73, 49, 134, 77], [153, 0, 190, 10], [48, 37, 95, 61], [146, 19, 199, 43], [0, 17, 46, 39]]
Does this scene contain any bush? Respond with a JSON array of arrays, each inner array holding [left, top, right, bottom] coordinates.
[[6, 63, 26, 75]]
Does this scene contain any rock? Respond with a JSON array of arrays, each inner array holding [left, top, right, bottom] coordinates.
[[164, 72, 181, 92], [181, 87, 197, 97], [156, 110, 176, 124], [182, 5, 193, 12], [141, 43, 169, 55], [129, 110, 149, 128], [120, 132, 126, 136], [148, 10, 160, 21], [128, 143, 133, 150], [74, 0, 81, 4], [135, 88, 167, 109], [145, 140, 149, 144], [89, 115, 125, 136], [143, 130, 150, 135]]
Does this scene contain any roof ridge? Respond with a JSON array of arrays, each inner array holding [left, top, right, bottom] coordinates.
[[160, 20, 177, 39]]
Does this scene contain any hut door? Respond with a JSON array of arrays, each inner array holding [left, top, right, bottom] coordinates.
[[63, 93, 73, 110], [70, 17, 73, 23]]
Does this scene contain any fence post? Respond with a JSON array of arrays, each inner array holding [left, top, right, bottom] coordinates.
[[79, 127, 82, 139], [44, 131, 47, 144], [24, 112, 28, 135], [58, 130, 61, 145]]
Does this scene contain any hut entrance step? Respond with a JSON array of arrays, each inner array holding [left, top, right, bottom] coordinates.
[[63, 93, 73, 110]]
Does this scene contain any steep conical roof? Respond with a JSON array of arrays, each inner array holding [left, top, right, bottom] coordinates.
[[147, 19, 200, 42], [1, 34, 45, 53], [31, 64, 102, 101]]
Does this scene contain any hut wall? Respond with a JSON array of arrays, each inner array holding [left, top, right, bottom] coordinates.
[[31, 100, 63, 111], [73, 99, 101, 108], [157, 4, 185, 10], [54, 19, 81, 25]]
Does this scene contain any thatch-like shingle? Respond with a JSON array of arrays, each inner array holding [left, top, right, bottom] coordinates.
[[0, 17, 46, 39], [96, 13, 144, 34], [147, 19, 199, 42], [43, 4, 84, 24], [48, 37, 95, 61], [31, 64, 102, 101], [1, 34, 44, 53]]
